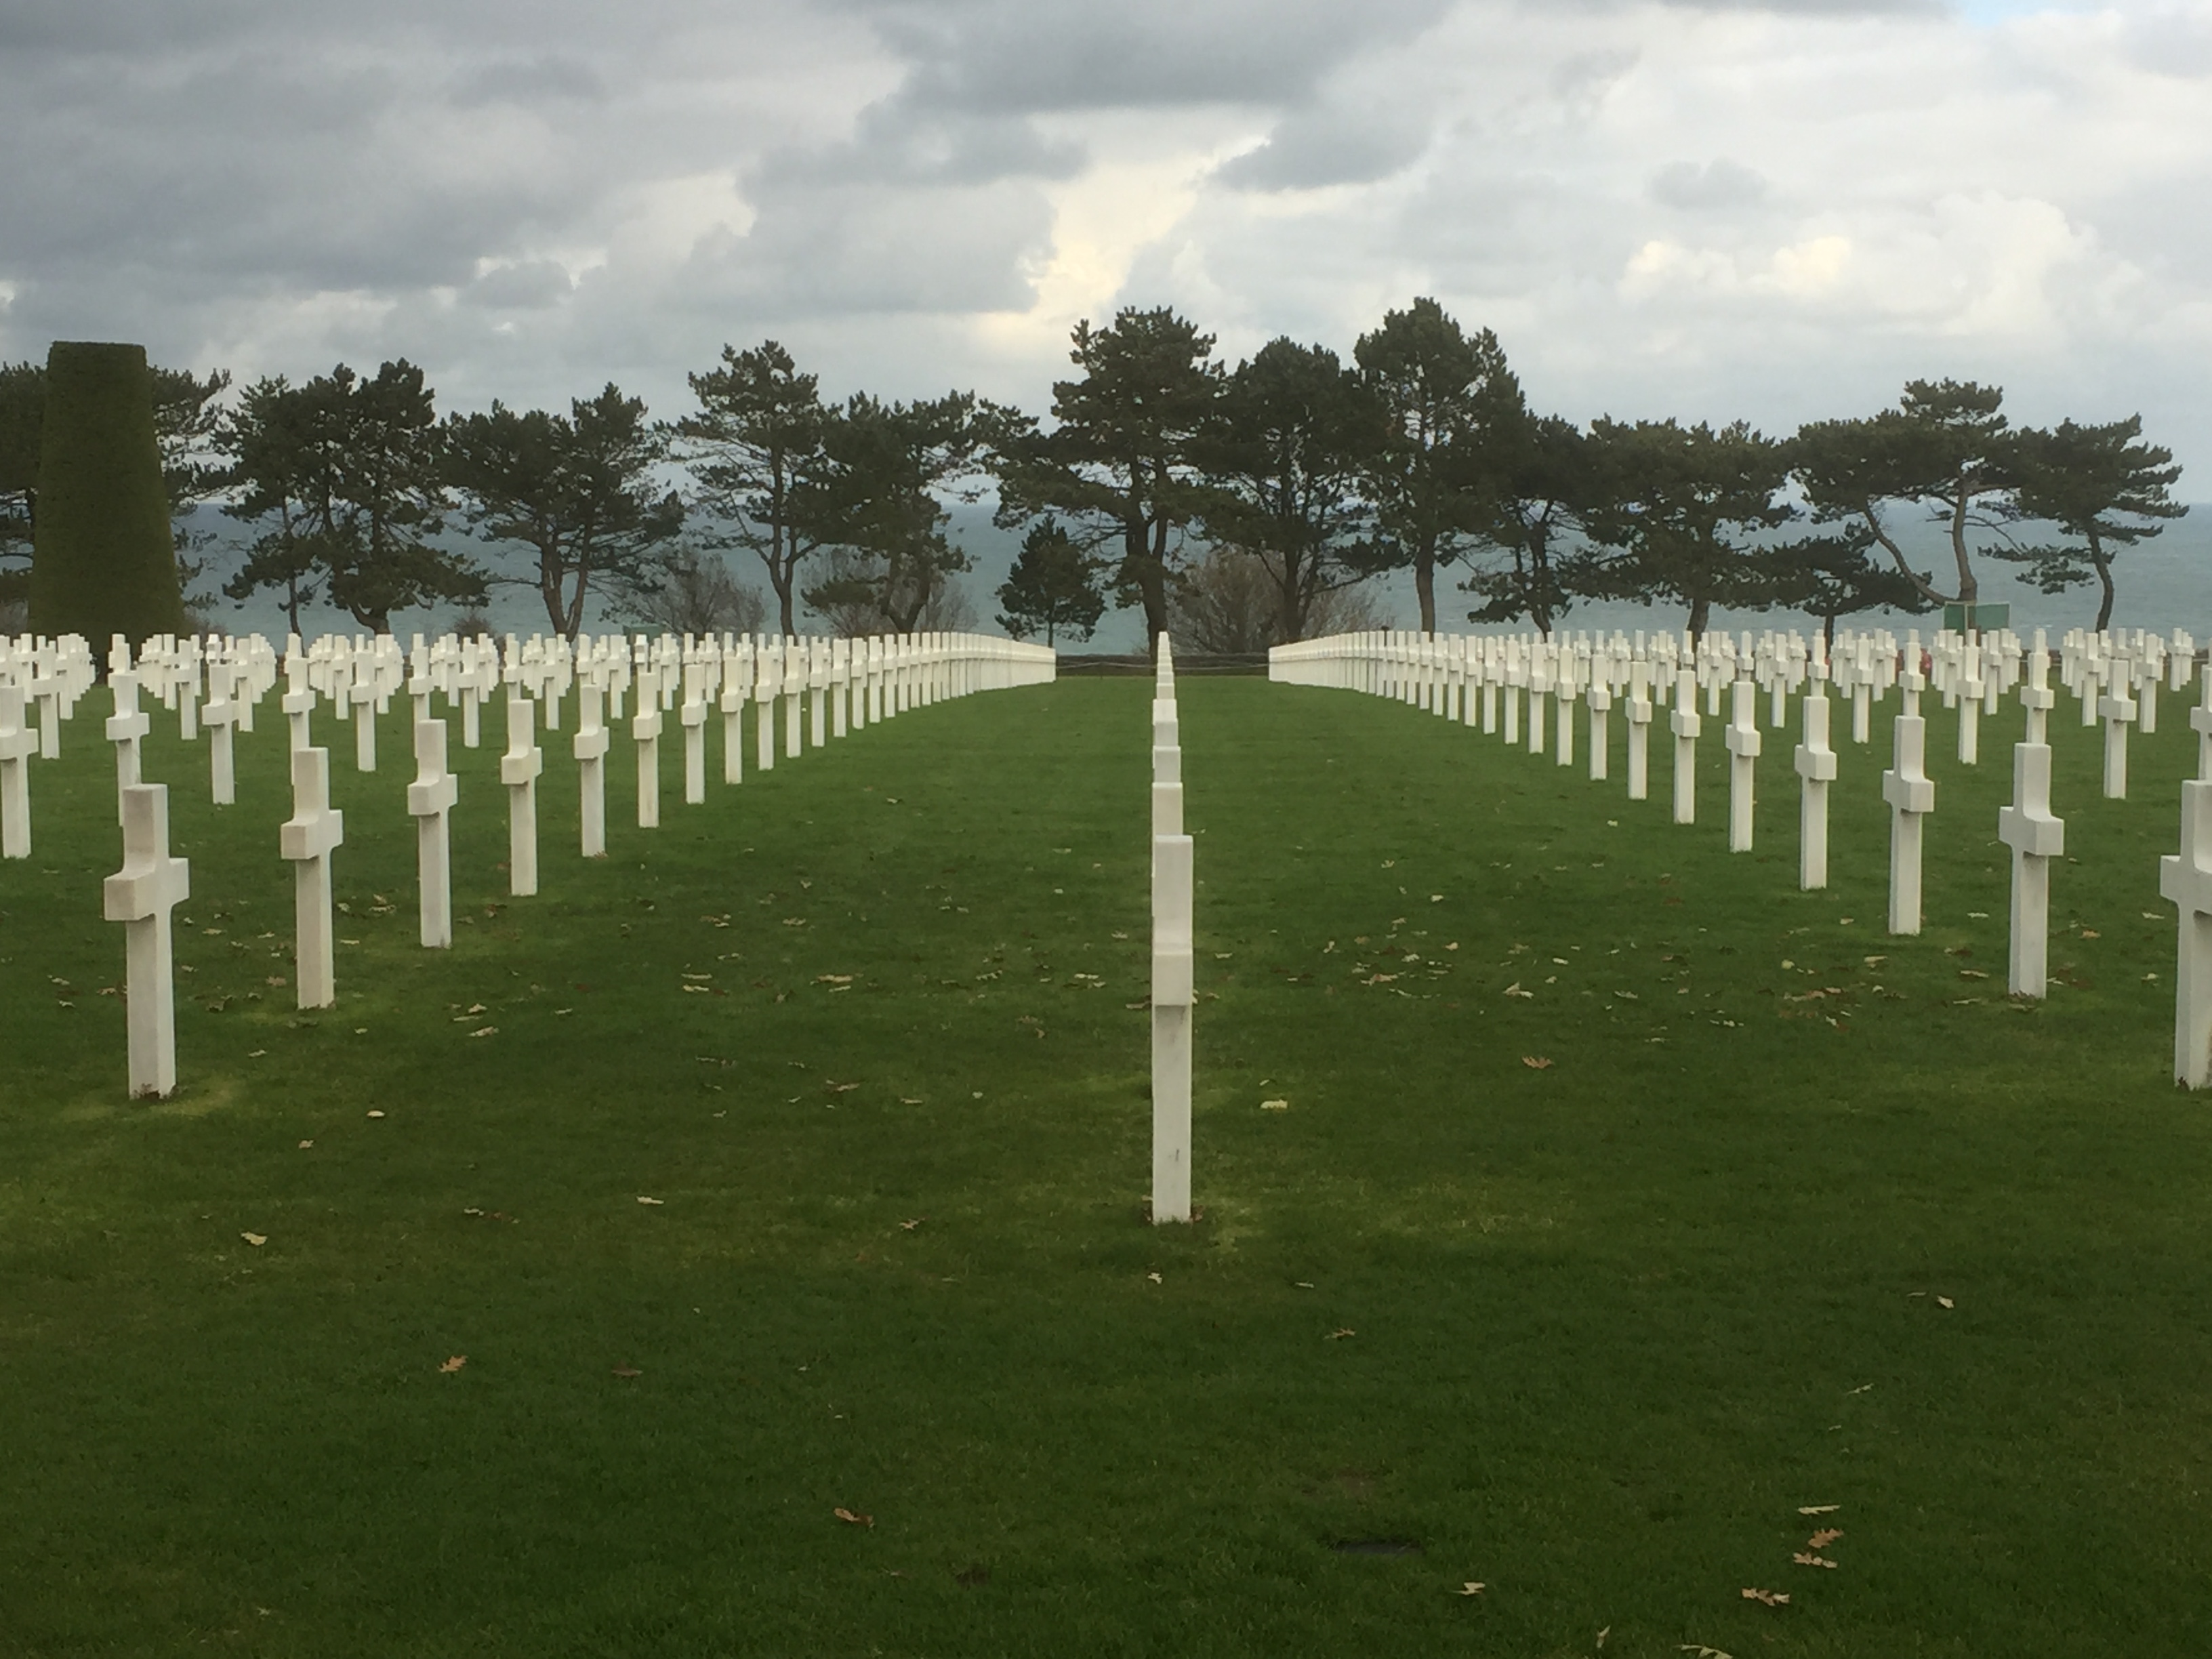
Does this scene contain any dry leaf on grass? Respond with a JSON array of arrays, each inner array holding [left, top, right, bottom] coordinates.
[[1328, 1328, 1356, 1340], [1791, 1553, 1838, 1569], [1522, 1055, 1553, 1070], [438, 1355, 466, 1374], [1936, 1296, 1954, 1309], [468, 1026, 498, 1038], [241, 1232, 266, 1246], [1740, 1587, 1789, 1606], [1807, 1528, 1843, 1549], [1457, 1582, 1484, 1595], [1146, 1271, 1162, 1284], [366, 1109, 386, 1119], [613, 1366, 642, 1379], [1261, 1099, 1289, 1111], [899, 1218, 926, 1231], [298, 1140, 313, 1149], [833, 1507, 874, 1528], [636, 1196, 665, 1206]]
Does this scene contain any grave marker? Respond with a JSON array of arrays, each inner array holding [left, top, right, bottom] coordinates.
[[104, 671, 150, 826], [2160, 780, 2212, 1087], [1724, 677, 1760, 852], [0, 685, 33, 857], [407, 718, 457, 948], [501, 695, 544, 896], [575, 680, 609, 857], [203, 666, 239, 806], [1882, 671, 1935, 935], [634, 670, 663, 830], [1668, 668, 1700, 825], [1794, 672, 1837, 889], [102, 783, 189, 1098], [1998, 678, 2064, 998], [279, 746, 344, 1009]]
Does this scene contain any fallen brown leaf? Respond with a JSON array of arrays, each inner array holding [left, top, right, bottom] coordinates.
[[438, 1355, 466, 1374], [1936, 1295, 1954, 1309], [899, 1217, 926, 1230], [241, 1231, 266, 1246], [1522, 1055, 1553, 1069], [1797, 1505, 1841, 1515], [1328, 1328, 1356, 1340], [1807, 1528, 1843, 1549], [1791, 1553, 1838, 1569], [1457, 1581, 1484, 1595], [1740, 1587, 1789, 1606], [834, 1507, 874, 1528], [613, 1365, 642, 1378]]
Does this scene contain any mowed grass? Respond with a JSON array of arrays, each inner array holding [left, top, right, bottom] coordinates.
[[2, 666, 2209, 1658]]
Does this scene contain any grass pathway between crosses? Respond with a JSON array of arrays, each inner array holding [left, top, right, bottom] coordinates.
[[1, 675, 2208, 1656]]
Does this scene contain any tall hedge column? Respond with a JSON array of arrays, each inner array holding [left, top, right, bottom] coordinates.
[[30, 342, 182, 649]]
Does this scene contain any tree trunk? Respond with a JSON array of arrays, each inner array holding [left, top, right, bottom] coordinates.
[[1866, 508, 1954, 605], [1687, 595, 1711, 644], [1135, 512, 1168, 655], [1948, 482, 1978, 604], [2091, 531, 2114, 632], [1414, 550, 1436, 635]]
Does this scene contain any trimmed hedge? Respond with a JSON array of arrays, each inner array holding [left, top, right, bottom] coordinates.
[[30, 341, 182, 648]]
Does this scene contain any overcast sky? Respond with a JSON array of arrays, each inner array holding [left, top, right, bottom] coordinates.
[[4, 0, 2208, 488]]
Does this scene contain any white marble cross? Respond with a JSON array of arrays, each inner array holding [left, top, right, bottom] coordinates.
[[2191, 664, 2212, 783], [755, 640, 779, 771], [105, 671, 150, 827], [1624, 659, 1652, 800], [680, 665, 709, 806], [1794, 671, 1837, 889], [1668, 667, 1700, 825], [1587, 670, 1612, 783], [203, 665, 239, 806], [1153, 696, 1183, 836], [30, 658, 64, 759], [501, 695, 544, 896], [808, 638, 829, 749], [1998, 682, 2064, 999], [1724, 676, 1761, 852], [2161, 780, 2212, 1086], [575, 679, 610, 857], [103, 782, 190, 1098], [1955, 642, 1983, 765], [0, 684, 33, 858], [2099, 665, 2136, 799], [720, 668, 749, 786], [634, 668, 664, 829], [280, 745, 345, 1008], [1152, 827, 1195, 1225], [346, 665, 379, 769], [283, 653, 315, 752], [783, 638, 806, 758], [407, 718, 457, 948], [1553, 657, 1579, 769], [1882, 670, 1936, 935]]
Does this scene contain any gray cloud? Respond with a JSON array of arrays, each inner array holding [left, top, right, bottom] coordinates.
[[1216, 104, 1432, 191], [847, 0, 1457, 112], [451, 53, 609, 107], [1648, 157, 1769, 210]]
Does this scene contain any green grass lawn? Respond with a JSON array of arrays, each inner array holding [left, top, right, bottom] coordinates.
[[2, 670, 2209, 1658]]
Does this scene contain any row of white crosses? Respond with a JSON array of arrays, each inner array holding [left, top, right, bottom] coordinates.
[[1273, 623, 2212, 1088], [73, 626, 1053, 1099], [1150, 636, 1195, 1225]]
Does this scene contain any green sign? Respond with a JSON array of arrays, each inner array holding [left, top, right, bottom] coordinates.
[[1942, 602, 2010, 634]]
